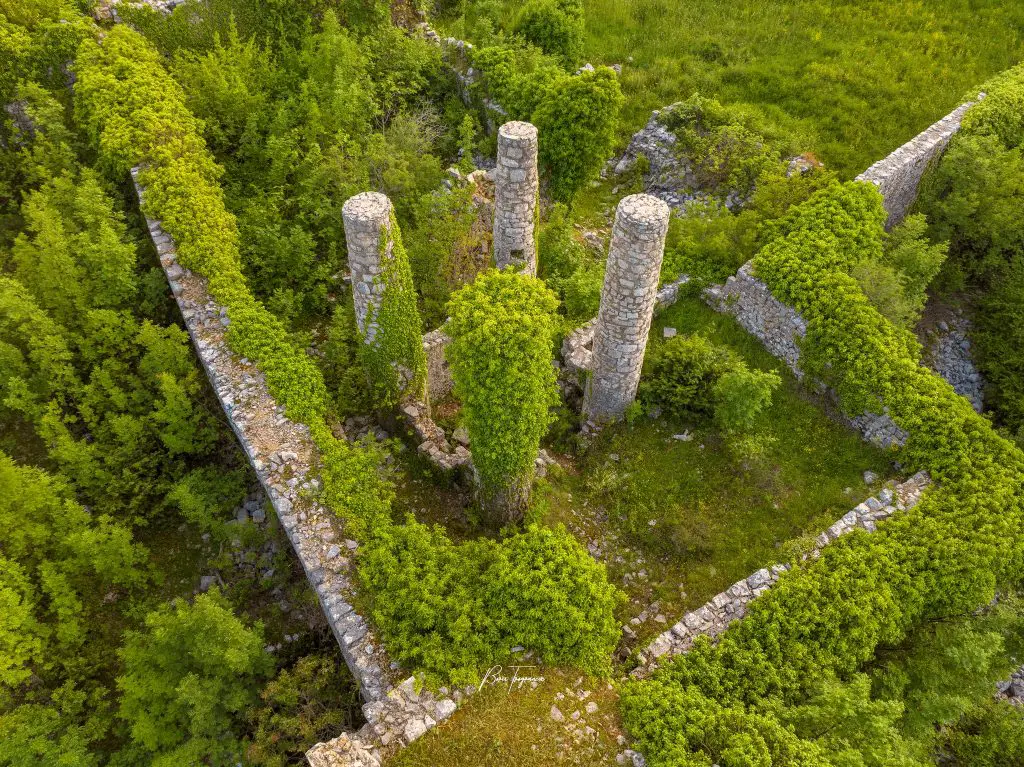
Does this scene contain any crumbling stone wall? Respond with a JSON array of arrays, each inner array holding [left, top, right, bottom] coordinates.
[[638, 472, 931, 669], [584, 194, 671, 425], [856, 100, 976, 229], [493, 121, 540, 274], [133, 172, 460, 766], [704, 262, 910, 449]]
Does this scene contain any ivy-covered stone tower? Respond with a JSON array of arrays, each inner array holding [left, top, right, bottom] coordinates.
[[342, 192, 428, 408]]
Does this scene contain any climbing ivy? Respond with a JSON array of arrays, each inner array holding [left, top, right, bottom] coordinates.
[[358, 210, 428, 408], [446, 268, 560, 523]]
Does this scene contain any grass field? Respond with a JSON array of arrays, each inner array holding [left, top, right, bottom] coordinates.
[[448, 0, 1024, 175]]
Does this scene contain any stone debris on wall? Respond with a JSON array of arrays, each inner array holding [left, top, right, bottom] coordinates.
[[585, 194, 672, 425], [636, 472, 931, 670], [612, 107, 697, 211], [93, 0, 183, 21], [705, 261, 910, 449], [856, 99, 977, 229], [922, 313, 984, 413], [132, 171, 459, 765]]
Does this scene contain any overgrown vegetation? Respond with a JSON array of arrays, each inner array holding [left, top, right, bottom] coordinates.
[[621, 179, 1024, 765], [919, 63, 1024, 439]]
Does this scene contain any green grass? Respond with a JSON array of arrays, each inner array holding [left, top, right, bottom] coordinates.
[[450, 0, 1024, 175], [391, 669, 624, 766], [540, 295, 895, 645]]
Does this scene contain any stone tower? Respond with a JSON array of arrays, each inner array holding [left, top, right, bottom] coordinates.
[[493, 121, 539, 275], [584, 194, 671, 425], [342, 191, 427, 405]]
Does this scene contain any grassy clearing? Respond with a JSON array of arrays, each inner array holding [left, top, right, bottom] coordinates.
[[537, 295, 895, 646], [391, 669, 624, 766], [449, 0, 1024, 175]]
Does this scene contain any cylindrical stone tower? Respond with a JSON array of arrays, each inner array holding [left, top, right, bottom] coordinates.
[[493, 121, 539, 275], [584, 194, 671, 425], [343, 192, 392, 343], [342, 191, 427, 406]]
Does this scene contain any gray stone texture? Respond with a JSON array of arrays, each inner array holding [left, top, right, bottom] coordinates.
[[584, 194, 671, 424], [133, 171, 459, 766], [493, 121, 539, 274], [343, 192, 394, 347], [638, 472, 931, 669], [856, 100, 976, 229], [923, 314, 984, 412], [704, 262, 910, 449], [423, 327, 453, 400]]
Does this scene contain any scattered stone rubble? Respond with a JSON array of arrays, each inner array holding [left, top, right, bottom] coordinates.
[[857, 99, 978, 229], [922, 312, 984, 412], [997, 667, 1024, 707], [637, 472, 931, 669], [132, 170, 459, 765], [612, 107, 700, 211]]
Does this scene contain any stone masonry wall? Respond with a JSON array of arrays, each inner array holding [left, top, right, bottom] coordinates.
[[856, 100, 976, 229], [132, 172, 460, 766], [638, 472, 931, 669], [705, 261, 910, 449]]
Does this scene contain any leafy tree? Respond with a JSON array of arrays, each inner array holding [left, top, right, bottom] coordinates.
[[852, 214, 947, 328], [246, 655, 359, 767], [532, 66, 623, 201], [515, 0, 584, 68], [116, 590, 272, 766], [446, 269, 560, 524]]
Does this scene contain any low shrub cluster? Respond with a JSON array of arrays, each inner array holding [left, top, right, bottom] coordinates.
[[639, 334, 779, 434], [74, 25, 620, 685], [621, 179, 1024, 764]]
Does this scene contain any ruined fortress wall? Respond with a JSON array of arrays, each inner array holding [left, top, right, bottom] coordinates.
[[132, 172, 459, 766], [856, 100, 975, 229]]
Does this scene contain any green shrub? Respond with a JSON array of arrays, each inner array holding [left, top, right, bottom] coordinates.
[[640, 334, 778, 437], [532, 66, 624, 201], [640, 334, 734, 420], [246, 654, 359, 767], [515, 0, 584, 67], [446, 269, 560, 523], [116, 590, 272, 766]]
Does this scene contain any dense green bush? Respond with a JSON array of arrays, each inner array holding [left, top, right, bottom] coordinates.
[[361, 521, 621, 684], [640, 334, 779, 437], [533, 66, 624, 201], [537, 202, 604, 320], [514, 0, 584, 67], [446, 269, 560, 523], [116, 590, 272, 766]]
